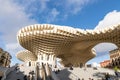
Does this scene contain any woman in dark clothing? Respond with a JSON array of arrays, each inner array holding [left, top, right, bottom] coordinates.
[[105, 73, 110, 80], [24, 75, 27, 80]]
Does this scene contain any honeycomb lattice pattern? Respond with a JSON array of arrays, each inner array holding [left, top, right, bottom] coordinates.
[[17, 24, 120, 66], [17, 50, 37, 62]]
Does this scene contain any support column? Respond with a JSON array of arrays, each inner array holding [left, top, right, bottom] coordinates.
[[45, 63, 52, 80], [36, 53, 57, 80], [40, 63, 46, 80]]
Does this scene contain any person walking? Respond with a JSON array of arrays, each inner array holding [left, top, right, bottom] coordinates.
[[105, 73, 110, 80]]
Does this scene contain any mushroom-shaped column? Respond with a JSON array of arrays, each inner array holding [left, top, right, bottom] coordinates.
[[16, 50, 37, 66], [17, 24, 120, 67]]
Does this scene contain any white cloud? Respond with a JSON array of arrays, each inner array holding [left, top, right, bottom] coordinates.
[[95, 10, 120, 30], [46, 8, 60, 23], [5, 43, 24, 53], [15, 0, 50, 14], [39, 0, 50, 12], [94, 10, 120, 53], [0, 0, 38, 64], [51, 8, 60, 19], [66, 0, 92, 14], [94, 43, 117, 53], [12, 0, 94, 22], [0, 0, 37, 43]]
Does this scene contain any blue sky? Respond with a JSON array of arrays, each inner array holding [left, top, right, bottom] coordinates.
[[0, 0, 120, 65]]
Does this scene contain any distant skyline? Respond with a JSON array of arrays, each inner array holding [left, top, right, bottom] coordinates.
[[0, 0, 120, 65]]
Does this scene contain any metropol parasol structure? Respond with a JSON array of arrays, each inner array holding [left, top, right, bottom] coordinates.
[[16, 24, 120, 68]]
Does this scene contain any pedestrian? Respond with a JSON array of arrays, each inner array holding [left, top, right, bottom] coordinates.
[[24, 75, 27, 80], [105, 73, 110, 80]]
